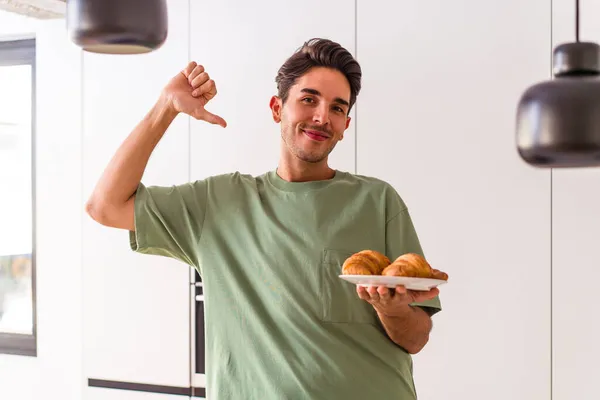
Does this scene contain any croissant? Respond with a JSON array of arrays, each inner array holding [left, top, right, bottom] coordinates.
[[382, 253, 448, 280], [342, 250, 390, 275], [431, 268, 449, 280], [381, 260, 422, 277]]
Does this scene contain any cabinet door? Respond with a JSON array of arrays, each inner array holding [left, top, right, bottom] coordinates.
[[552, 1, 600, 399], [552, 170, 600, 400], [82, 0, 192, 388], [189, 0, 356, 181], [357, 1, 551, 399], [87, 387, 190, 400]]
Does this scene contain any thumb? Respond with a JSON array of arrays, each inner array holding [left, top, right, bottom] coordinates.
[[201, 110, 227, 128]]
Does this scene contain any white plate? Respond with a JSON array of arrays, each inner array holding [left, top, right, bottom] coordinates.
[[339, 274, 447, 291]]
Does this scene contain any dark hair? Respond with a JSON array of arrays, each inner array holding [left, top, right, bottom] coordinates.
[[275, 38, 362, 114]]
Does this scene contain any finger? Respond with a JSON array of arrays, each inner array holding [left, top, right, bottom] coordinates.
[[367, 286, 380, 301], [395, 285, 407, 295], [194, 79, 218, 101], [378, 285, 391, 304], [411, 287, 439, 302], [187, 65, 205, 85], [357, 285, 370, 300], [191, 72, 210, 91], [199, 109, 227, 128], [182, 61, 197, 78]]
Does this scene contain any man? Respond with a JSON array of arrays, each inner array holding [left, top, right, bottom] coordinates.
[[86, 38, 442, 400]]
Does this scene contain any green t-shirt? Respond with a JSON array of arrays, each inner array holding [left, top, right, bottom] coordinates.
[[130, 169, 441, 400]]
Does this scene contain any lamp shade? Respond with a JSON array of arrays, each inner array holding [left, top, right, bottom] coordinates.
[[516, 42, 600, 167], [66, 0, 168, 54]]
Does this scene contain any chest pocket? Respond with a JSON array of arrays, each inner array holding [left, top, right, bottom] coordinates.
[[321, 249, 378, 325]]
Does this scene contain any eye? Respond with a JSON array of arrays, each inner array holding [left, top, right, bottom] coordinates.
[[301, 97, 314, 104], [333, 106, 345, 113]]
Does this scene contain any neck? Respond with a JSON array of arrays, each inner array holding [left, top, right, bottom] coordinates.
[[277, 150, 335, 183]]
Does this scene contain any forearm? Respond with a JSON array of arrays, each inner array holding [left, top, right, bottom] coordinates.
[[87, 95, 178, 207], [377, 305, 432, 354]]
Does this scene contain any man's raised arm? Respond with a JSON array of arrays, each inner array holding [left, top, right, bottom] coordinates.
[[85, 61, 227, 230]]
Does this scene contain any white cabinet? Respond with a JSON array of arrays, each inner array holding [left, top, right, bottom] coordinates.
[[188, 0, 356, 181], [34, 18, 85, 400], [357, 1, 551, 399], [82, 0, 192, 388], [551, 2, 600, 399], [552, 170, 600, 400], [86, 387, 189, 400]]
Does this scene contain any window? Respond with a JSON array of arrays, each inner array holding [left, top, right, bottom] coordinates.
[[0, 38, 36, 357]]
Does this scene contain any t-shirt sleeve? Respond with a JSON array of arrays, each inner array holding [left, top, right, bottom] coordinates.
[[129, 180, 208, 269], [386, 206, 443, 315]]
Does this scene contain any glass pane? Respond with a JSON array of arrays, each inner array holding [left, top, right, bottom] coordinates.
[[0, 64, 33, 335]]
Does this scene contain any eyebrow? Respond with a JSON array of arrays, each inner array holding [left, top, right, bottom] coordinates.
[[300, 88, 350, 107]]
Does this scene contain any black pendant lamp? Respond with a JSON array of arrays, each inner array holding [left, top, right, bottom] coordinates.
[[516, 0, 600, 167], [66, 0, 168, 54]]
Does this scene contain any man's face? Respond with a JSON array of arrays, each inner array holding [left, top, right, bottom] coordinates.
[[270, 67, 352, 163]]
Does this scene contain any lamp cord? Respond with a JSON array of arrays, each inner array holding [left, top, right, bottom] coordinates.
[[576, 0, 580, 42]]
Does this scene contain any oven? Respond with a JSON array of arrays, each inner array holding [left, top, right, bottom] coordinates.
[[191, 268, 206, 396]]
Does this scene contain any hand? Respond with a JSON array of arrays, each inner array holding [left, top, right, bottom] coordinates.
[[357, 285, 439, 317], [161, 61, 227, 127]]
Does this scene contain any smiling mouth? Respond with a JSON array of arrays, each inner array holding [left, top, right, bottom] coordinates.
[[302, 129, 330, 141]]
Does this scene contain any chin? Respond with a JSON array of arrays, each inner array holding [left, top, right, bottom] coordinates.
[[296, 148, 330, 164], [302, 156, 326, 164]]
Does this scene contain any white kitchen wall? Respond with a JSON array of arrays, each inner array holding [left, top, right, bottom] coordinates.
[[357, 1, 552, 399], [1, 1, 598, 399], [0, 10, 84, 400]]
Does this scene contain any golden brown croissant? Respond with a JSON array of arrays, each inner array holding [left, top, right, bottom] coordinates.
[[342, 250, 391, 275], [381, 260, 421, 277], [382, 253, 448, 280], [431, 268, 449, 280]]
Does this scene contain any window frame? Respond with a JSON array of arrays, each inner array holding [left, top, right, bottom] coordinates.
[[0, 38, 37, 357]]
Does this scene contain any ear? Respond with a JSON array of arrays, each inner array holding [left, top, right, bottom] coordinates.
[[345, 116, 351, 130], [339, 116, 351, 140], [270, 96, 282, 123]]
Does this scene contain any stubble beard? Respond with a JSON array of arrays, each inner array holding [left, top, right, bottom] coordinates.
[[281, 125, 337, 164]]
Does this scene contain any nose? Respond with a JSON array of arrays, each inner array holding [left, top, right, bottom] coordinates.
[[312, 103, 330, 126]]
